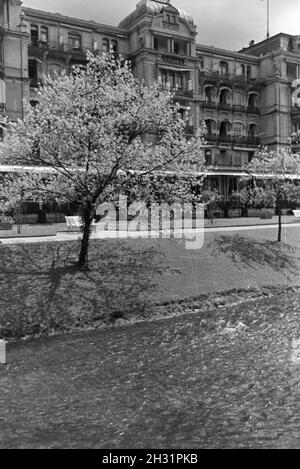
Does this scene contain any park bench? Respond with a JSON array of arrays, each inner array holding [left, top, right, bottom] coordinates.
[[293, 210, 300, 218], [65, 216, 82, 231], [65, 216, 97, 231]]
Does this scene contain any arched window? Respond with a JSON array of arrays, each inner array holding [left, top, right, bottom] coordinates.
[[233, 91, 242, 105], [248, 93, 258, 108], [219, 88, 230, 105], [30, 24, 39, 46], [248, 123, 258, 138], [205, 86, 214, 103], [68, 32, 81, 50], [40, 26, 48, 43], [102, 38, 110, 53]]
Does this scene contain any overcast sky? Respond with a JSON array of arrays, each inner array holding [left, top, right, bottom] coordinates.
[[22, 0, 300, 50]]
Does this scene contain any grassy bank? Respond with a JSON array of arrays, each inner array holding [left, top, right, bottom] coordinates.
[[0, 225, 299, 338]]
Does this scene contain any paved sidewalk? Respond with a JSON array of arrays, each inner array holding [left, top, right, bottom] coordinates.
[[1, 220, 300, 244], [0, 215, 299, 243]]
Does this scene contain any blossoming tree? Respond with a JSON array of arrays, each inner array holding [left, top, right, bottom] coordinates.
[[243, 148, 300, 241], [0, 52, 206, 266]]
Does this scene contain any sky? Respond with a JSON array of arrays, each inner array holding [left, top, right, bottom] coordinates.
[[22, 0, 300, 51]]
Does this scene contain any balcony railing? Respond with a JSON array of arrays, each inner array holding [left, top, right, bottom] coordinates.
[[232, 104, 245, 112], [217, 103, 232, 111], [199, 101, 217, 109], [185, 125, 194, 135], [161, 54, 185, 66], [247, 106, 260, 114], [175, 89, 193, 98], [199, 70, 264, 85], [205, 135, 260, 147]]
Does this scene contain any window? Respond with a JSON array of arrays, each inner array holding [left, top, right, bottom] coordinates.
[[198, 56, 204, 70], [233, 123, 243, 136], [68, 32, 81, 50], [248, 93, 258, 108], [205, 87, 213, 103], [111, 39, 118, 53], [248, 151, 255, 162], [205, 149, 212, 165], [102, 38, 109, 53], [40, 26, 48, 43], [247, 66, 251, 79], [219, 121, 230, 139], [219, 88, 229, 105], [205, 119, 214, 137], [154, 37, 158, 50], [48, 63, 63, 79], [30, 24, 39, 47], [139, 37, 144, 49], [28, 59, 38, 87], [219, 61, 228, 75], [174, 41, 179, 54], [0, 127, 3, 141], [233, 91, 242, 105]]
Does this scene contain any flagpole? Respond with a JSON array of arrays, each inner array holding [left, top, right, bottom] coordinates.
[[267, 0, 270, 38]]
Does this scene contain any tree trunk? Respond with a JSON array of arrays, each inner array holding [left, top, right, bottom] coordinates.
[[277, 196, 282, 242], [78, 205, 94, 267]]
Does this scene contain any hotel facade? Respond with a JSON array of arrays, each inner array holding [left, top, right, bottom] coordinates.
[[1, 0, 300, 200]]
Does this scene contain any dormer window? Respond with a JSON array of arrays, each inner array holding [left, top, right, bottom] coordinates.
[[219, 61, 228, 75], [102, 38, 109, 53], [111, 39, 118, 53], [40, 26, 48, 43], [68, 32, 81, 50], [30, 24, 39, 47]]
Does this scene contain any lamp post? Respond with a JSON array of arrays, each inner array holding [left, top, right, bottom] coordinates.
[[17, 12, 26, 119]]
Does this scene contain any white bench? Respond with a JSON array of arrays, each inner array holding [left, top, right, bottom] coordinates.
[[293, 210, 300, 218], [65, 216, 82, 230], [65, 216, 97, 231]]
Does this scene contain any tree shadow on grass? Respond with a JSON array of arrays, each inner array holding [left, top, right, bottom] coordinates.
[[0, 240, 166, 337], [208, 234, 299, 275]]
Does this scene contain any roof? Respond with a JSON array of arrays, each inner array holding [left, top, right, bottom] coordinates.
[[23, 7, 128, 36], [118, 0, 194, 29]]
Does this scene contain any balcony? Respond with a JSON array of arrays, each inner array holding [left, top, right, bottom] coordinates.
[[175, 89, 194, 98], [247, 106, 260, 114], [199, 71, 264, 87], [232, 104, 245, 112], [205, 135, 260, 147], [29, 79, 41, 89], [185, 125, 194, 135], [217, 103, 232, 111], [199, 101, 217, 110], [29, 40, 49, 49], [160, 54, 185, 66], [233, 136, 260, 147]]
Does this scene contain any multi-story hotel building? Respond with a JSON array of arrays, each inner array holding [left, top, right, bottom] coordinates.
[[1, 0, 300, 200]]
